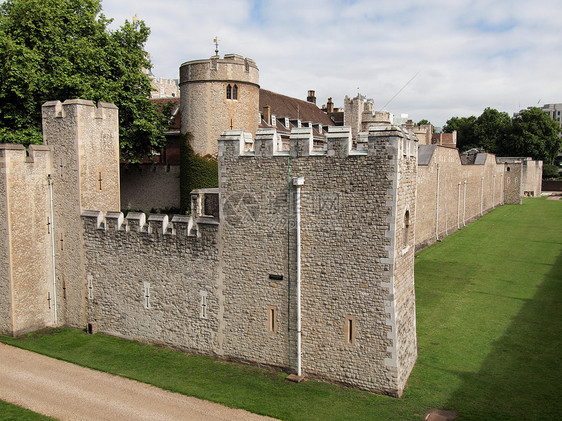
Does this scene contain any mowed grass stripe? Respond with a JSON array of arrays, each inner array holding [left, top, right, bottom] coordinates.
[[1, 197, 560, 420]]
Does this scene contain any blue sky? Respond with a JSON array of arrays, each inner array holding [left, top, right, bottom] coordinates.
[[102, 0, 562, 127]]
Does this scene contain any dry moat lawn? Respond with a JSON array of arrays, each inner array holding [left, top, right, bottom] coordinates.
[[1, 197, 561, 420]]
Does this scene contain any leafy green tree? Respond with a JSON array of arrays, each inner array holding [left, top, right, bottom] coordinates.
[[474, 108, 512, 154], [0, 0, 167, 161], [503, 107, 562, 164], [417, 119, 432, 126], [443, 115, 478, 151]]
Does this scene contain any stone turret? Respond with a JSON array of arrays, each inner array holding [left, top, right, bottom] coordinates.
[[179, 54, 260, 156]]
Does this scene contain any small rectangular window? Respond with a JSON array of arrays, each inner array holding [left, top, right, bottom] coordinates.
[[345, 315, 356, 345], [267, 306, 277, 334], [143, 282, 151, 309], [200, 291, 208, 319], [87, 274, 93, 300]]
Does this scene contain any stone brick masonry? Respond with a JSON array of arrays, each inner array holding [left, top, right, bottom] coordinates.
[[79, 125, 418, 396], [0, 98, 542, 398]]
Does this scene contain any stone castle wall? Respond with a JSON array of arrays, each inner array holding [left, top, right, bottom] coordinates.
[[416, 146, 505, 250], [82, 211, 221, 353], [79, 125, 418, 396], [0, 144, 53, 335], [179, 55, 260, 156], [520, 159, 543, 197], [120, 164, 181, 211], [392, 135, 418, 389], [0, 95, 543, 396], [497, 157, 543, 204]]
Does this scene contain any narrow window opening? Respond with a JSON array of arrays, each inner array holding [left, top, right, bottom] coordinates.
[[226, 84, 232, 99], [200, 291, 208, 319], [87, 275, 93, 300], [268, 306, 277, 334], [403, 210, 410, 249], [345, 315, 356, 345], [98, 171, 103, 191], [143, 282, 151, 309], [233, 84, 238, 100]]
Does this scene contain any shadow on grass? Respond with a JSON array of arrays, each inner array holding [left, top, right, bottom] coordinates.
[[444, 251, 562, 420]]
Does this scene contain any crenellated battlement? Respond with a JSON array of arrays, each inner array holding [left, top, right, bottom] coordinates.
[[0, 143, 52, 166], [82, 210, 204, 237], [82, 189, 219, 238], [219, 125, 418, 159], [42, 99, 118, 121]]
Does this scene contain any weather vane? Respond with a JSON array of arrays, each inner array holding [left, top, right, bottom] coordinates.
[[213, 36, 219, 56]]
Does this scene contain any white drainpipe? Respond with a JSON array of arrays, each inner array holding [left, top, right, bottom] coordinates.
[[493, 174, 496, 208], [457, 181, 461, 229], [292, 176, 305, 377], [48, 174, 57, 325], [463, 180, 467, 226], [435, 164, 440, 241], [480, 176, 484, 216]]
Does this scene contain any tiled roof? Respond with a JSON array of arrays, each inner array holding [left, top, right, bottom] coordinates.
[[418, 145, 436, 166], [259, 89, 335, 127]]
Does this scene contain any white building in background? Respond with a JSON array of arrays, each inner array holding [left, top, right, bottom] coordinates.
[[540, 103, 562, 129]]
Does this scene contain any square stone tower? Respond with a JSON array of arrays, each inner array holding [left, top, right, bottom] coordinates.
[[41, 99, 120, 328], [218, 125, 418, 396]]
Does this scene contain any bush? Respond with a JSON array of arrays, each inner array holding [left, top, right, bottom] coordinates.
[[543, 164, 560, 179]]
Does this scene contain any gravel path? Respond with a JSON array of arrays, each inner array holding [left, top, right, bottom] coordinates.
[[0, 343, 275, 421]]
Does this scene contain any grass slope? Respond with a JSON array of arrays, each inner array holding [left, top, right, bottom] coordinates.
[[0, 401, 53, 421], [1, 198, 560, 420]]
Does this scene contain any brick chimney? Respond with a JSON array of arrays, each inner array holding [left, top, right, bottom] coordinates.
[[307, 90, 316, 104], [263, 105, 271, 125], [326, 97, 334, 113]]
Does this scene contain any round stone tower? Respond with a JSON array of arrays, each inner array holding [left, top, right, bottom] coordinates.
[[179, 54, 260, 156]]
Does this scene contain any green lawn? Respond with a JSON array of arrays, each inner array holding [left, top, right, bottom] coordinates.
[[1, 197, 560, 420], [0, 400, 52, 421]]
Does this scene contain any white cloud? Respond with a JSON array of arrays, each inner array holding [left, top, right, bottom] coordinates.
[[101, 0, 562, 126]]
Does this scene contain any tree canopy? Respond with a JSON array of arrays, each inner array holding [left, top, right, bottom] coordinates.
[[0, 0, 168, 161], [443, 115, 478, 151], [508, 107, 561, 165], [444, 107, 561, 164]]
